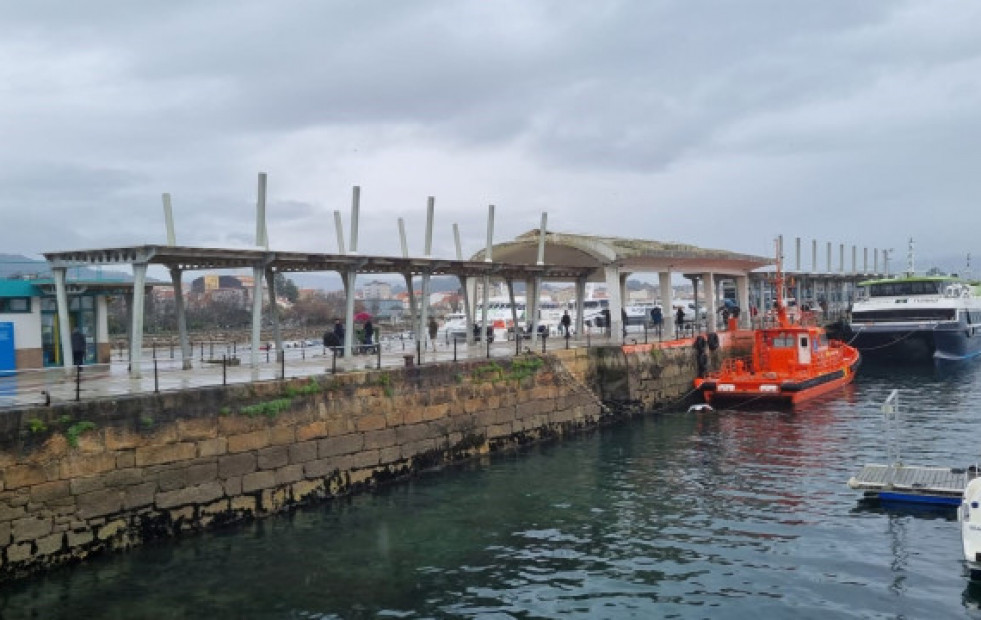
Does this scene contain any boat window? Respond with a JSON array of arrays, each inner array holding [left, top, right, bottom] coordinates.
[[799, 336, 808, 348], [772, 334, 795, 348]]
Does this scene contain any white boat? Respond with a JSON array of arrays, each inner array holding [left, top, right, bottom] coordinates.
[[961, 477, 981, 579]]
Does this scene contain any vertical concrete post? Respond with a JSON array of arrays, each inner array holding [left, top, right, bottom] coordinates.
[[575, 276, 588, 338], [344, 270, 356, 358], [334, 211, 346, 254], [403, 273, 418, 343], [453, 223, 473, 344], [529, 277, 540, 339], [170, 268, 192, 369], [812, 239, 818, 273], [604, 266, 622, 338], [266, 267, 283, 353], [659, 272, 674, 335], [398, 218, 408, 258], [537, 213, 547, 265], [162, 193, 176, 246], [507, 279, 519, 340], [827, 242, 832, 273], [703, 273, 716, 332], [484, 205, 495, 263], [737, 275, 751, 329], [864, 248, 869, 274], [418, 197, 434, 349], [256, 173, 268, 249], [795, 237, 801, 271], [349, 186, 360, 254], [53, 267, 73, 372], [840, 243, 845, 273], [250, 266, 264, 369], [130, 263, 148, 378], [874, 249, 879, 274]]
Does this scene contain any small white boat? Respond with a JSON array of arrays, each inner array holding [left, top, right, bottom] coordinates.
[[960, 477, 981, 579]]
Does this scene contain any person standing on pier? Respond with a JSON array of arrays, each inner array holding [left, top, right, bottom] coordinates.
[[428, 317, 438, 350], [675, 306, 685, 336], [560, 310, 571, 337], [363, 319, 374, 347], [71, 328, 86, 366]]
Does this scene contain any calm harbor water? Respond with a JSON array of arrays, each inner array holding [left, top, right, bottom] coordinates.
[[6, 361, 981, 619]]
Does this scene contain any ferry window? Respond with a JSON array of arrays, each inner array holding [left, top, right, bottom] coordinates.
[[0, 297, 31, 313], [799, 337, 808, 348]]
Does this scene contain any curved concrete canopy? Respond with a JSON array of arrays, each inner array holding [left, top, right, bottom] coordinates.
[[471, 230, 772, 280]]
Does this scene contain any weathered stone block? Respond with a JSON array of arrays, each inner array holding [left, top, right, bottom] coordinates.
[[60, 453, 117, 479], [379, 446, 402, 465], [105, 427, 142, 451], [230, 496, 256, 513], [156, 481, 224, 509], [123, 482, 157, 510], [350, 450, 380, 469], [241, 471, 276, 494], [291, 479, 324, 502], [0, 521, 9, 545], [157, 467, 187, 492], [269, 425, 295, 446], [186, 462, 218, 487], [77, 488, 123, 520], [67, 529, 94, 548], [0, 502, 26, 522], [288, 441, 317, 464], [401, 439, 436, 460], [30, 480, 70, 504], [318, 434, 363, 458], [274, 465, 304, 485], [116, 452, 136, 468], [105, 468, 144, 488], [178, 417, 217, 441], [223, 477, 242, 496], [12, 515, 53, 542], [304, 458, 336, 479], [258, 446, 289, 470], [7, 542, 32, 563], [355, 414, 387, 432], [98, 519, 126, 540], [134, 442, 196, 467], [198, 437, 228, 458], [201, 499, 229, 515], [4, 464, 47, 490], [219, 453, 256, 479], [363, 429, 396, 450], [227, 430, 270, 454], [36, 532, 64, 556], [296, 421, 327, 442]]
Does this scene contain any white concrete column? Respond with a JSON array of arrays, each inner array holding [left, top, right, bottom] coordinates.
[[266, 268, 283, 353], [170, 268, 192, 369], [507, 279, 519, 339], [659, 272, 674, 335], [604, 265, 622, 338], [481, 275, 490, 344], [530, 278, 541, 339], [130, 263, 147, 378], [464, 276, 477, 345], [575, 277, 587, 338], [737, 275, 751, 329], [250, 266, 264, 369], [703, 272, 717, 332], [403, 273, 418, 343], [419, 272, 431, 350], [53, 267, 73, 372], [344, 270, 356, 358]]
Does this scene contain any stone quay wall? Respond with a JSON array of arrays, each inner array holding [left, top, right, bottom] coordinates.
[[0, 342, 711, 582], [0, 351, 610, 582]]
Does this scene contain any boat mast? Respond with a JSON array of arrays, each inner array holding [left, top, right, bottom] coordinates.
[[774, 237, 789, 328]]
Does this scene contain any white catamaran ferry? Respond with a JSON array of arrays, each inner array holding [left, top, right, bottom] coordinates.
[[847, 245, 981, 361]]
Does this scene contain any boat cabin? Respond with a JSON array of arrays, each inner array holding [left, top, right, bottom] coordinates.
[[755, 325, 830, 372]]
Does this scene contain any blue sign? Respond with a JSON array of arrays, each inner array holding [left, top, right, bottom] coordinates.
[[0, 322, 14, 375]]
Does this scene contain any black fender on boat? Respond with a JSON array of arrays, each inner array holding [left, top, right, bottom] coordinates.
[[780, 369, 846, 392]]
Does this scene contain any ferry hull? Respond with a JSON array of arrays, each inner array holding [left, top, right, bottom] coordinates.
[[848, 324, 981, 362]]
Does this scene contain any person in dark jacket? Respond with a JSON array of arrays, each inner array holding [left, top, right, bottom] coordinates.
[[363, 320, 374, 346], [71, 328, 86, 366]]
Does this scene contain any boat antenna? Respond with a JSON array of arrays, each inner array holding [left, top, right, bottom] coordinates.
[[906, 237, 915, 277], [966, 253, 973, 281], [773, 237, 789, 328]]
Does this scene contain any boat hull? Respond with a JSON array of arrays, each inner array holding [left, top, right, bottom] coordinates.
[[848, 323, 981, 362], [696, 359, 859, 406]]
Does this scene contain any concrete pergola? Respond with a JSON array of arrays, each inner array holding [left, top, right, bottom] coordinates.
[[472, 230, 772, 338], [42, 245, 594, 377]]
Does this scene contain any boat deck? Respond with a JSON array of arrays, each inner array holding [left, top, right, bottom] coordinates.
[[848, 463, 976, 504]]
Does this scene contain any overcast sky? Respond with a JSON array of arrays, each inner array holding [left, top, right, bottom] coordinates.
[[3, 1, 980, 275]]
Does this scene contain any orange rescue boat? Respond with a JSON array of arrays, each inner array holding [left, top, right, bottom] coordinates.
[[693, 249, 860, 406]]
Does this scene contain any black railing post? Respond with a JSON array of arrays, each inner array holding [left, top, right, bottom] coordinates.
[[152, 341, 157, 360], [331, 347, 337, 374], [170, 342, 174, 359], [541, 333, 547, 354], [200, 342, 204, 362], [153, 358, 159, 393], [233, 341, 237, 356], [486, 332, 491, 359], [376, 343, 381, 369], [302, 346, 306, 360], [75, 364, 82, 401], [586, 332, 591, 348], [644, 324, 648, 344], [453, 337, 457, 362], [565, 332, 570, 349], [266, 347, 270, 363], [280, 350, 285, 380], [416, 340, 421, 366], [209, 341, 214, 360], [515, 330, 520, 356], [222, 354, 227, 386]]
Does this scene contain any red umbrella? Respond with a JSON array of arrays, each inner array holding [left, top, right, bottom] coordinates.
[[354, 312, 372, 322]]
